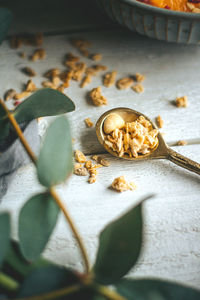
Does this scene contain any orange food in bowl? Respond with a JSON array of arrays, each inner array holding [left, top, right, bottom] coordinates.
[[138, 0, 200, 12]]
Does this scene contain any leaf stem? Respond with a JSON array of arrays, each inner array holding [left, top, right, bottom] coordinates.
[[0, 272, 19, 291], [15, 284, 82, 300], [93, 284, 127, 300], [0, 100, 90, 274]]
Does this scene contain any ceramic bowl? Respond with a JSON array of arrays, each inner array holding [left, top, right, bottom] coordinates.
[[97, 0, 200, 44]]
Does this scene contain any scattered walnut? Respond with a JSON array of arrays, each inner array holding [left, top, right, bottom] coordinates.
[[14, 91, 31, 100], [81, 75, 92, 88], [25, 79, 37, 92], [192, 7, 200, 13], [84, 118, 94, 128], [177, 140, 188, 146], [116, 77, 134, 89], [31, 48, 46, 61], [94, 64, 107, 71], [75, 150, 86, 163], [85, 161, 102, 184], [65, 53, 79, 67], [60, 70, 73, 87], [132, 84, 144, 93], [176, 96, 188, 108], [10, 32, 43, 48], [71, 39, 91, 49], [74, 163, 88, 176], [103, 71, 117, 87], [90, 87, 107, 106], [92, 155, 110, 167], [71, 62, 86, 81], [111, 176, 137, 192], [135, 73, 145, 82], [42, 81, 56, 89], [45, 68, 60, 79], [156, 115, 164, 128], [91, 53, 102, 61], [57, 84, 65, 93], [22, 67, 36, 77], [52, 76, 60, 86], [4, 89, 17, 101]]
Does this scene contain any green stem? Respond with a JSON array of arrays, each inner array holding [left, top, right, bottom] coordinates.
[[15, 284, 82, 300], [93, 284, 127, 300], [0, 272, 19, 291]]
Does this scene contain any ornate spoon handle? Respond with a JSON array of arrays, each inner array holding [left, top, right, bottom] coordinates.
[[167, 148, 200, 175]]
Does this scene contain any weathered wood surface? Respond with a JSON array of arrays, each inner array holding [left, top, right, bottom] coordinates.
[[0, 2, 200, 290]]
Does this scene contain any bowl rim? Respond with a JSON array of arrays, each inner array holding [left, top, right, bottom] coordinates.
[[119, 0, 200, 19]]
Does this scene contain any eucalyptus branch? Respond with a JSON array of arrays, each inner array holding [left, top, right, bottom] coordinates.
[[0, 272, 19, 291], [93, 284, 126, 300], [0, 100, 90, 273], [15, 284, 82, 300]]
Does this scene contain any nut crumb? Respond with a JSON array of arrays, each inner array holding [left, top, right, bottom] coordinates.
[[92, 155, 110, 167], [14, 91, 31, 100], [90, 86, 107, 106], [103, 71, 117, 87], [176, 96, 188, 108], [22, 67, 36, 77], [132, 84, 144, 93], [25, 79, 37, 92], [90, 53, 102, 61], [111, 176, 137, 192], [42, 81, 56, 89], [31, 48, 46, 61], [74, 163, 88, 176], [116, 77, 134, 89], [81, 75, 92, 88], [177, 140, 188, 146], [4, 89, 17, 101], [71, 62, 86, 81], [57, 84, 65, 93], [45, 68, 60, 79], [52, 76, 60, 86], [135, 73, 145, 82], [84, 118, 94, 128], [75, 150, 86, 163], [156, 115, 164, 128]]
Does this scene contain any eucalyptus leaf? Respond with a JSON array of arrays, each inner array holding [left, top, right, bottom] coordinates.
[[37, 116, 73, 187], [0, 103, 9, 141], [19, 193, 59, 261], [18, 265, 80, 298], [14, 88, 75, 123], [0, 213, 10, 266], [94, 199, 147, 284], [116, 279, 200, 300], [0, 8, 13, 44], [3, 241, 51, 279]]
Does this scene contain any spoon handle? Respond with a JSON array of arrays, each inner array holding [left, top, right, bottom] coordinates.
[[167, 148, 200, 175]]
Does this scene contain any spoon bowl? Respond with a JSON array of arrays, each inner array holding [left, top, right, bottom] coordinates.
[[96, 107, 200, 175]]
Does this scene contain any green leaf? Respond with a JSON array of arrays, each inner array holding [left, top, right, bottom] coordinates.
[[94, 199, 146, 285], [116, 279, 200, 300], [37, 116, 73, 187], [19, 193, 59, 261], [0, 103, 9, 141], [0, 213, 10, 266], [14, 88, 75, 123], [0, 8, 13, 44], [3, 241, 51, 278], [18, 265, 80, 298]]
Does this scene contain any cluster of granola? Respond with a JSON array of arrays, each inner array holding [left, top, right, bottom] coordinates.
[[74, 150, 110, 184], [89, 87, 107, 106], [116, 73, 145, 93], [112, 176, 137, 192], [104, 115, 158, 158], [176, 96, 188, 108]]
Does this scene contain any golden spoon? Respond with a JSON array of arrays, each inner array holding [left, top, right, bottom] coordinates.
[[96, 107, 200, 175]]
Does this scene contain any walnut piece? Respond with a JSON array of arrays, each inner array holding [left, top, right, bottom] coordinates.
[[81, 75, 92, 88], [112, 176, 137, 192], [177, 140, 188, 146], [4, 89, 17, 101], [84, 118, 94, 128], [135, 73, 145, 82], [116, 77, 134, 89], [22, 67, 36, 77], [74, 163, 88, 176], [132, 84, 144, 93], [103, 71, 117, 87], [75, 150, 86, 163], [90, 87, 107, 106], [90, 53, 102, 61], [45, 68, 60, 79], [25, 79, 37, 92], [31, 48, 46, 61], [156, 115, 164, 128], [176, 96, 188, 108], [42, 81, 56, 89], [14, 91, 31, 100], [92, 155, 110, 167]]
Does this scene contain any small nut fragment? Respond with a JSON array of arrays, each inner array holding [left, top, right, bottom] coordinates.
[[75, 150, 86, 163], [156, 115, 164, 128], [90, 53, 102, 61], [31, 48, 46, 61], [103, 71, 117, 87], [4, 89, 17, 101], [84, 118, 93, 128], [52, 76, 60, 86], [14, 91, 31, 100], [90, 87, 107, 106], [42, 81, 56, 89], [135, 73, 145, 82], [74, 163, 88, 176], [116, 77, 134, 90], [25, 79, 37, 92], [92, 155, 110, 167], [177, 140, 188, 146], [103, 113, 125, 134], [45, 68, 60, 79], [81, 75, 92, 88], [22, 67, 36, 77], [111, 176, 137, 192], [132, 84, 144, 93], [176, 96, 188, 108]]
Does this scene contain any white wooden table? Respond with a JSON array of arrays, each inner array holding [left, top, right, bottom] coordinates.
[[0, 0, 200, 290]]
